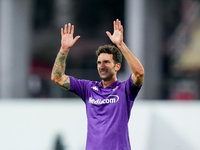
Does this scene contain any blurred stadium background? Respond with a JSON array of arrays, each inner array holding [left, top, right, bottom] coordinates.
[[0, 0, 200, 150]]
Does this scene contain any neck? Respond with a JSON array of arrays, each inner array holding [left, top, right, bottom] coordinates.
[[102, 77, 117, 88]]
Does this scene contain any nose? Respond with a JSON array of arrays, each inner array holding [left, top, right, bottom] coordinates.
[[99, 63, 105, 69]]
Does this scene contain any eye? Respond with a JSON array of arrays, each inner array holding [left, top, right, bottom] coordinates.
[[105, 60, 109, 63]]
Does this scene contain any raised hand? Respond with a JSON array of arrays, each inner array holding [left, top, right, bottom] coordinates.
[[61, 23, 80, 51], [106, 19, 124, 46]]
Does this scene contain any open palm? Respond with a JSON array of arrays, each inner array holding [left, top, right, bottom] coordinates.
[[106, 19, 124, 46], [61, 23, 80, 51]]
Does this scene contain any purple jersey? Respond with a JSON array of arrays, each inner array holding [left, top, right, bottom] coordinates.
[[69, 75, 141, 150]]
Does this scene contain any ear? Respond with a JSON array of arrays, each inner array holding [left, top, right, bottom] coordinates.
[[115, 63, 121, 72]]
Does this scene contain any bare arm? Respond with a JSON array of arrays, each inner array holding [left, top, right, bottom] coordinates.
[[51, 23, 80, 90], [106, 19, 144, 86]]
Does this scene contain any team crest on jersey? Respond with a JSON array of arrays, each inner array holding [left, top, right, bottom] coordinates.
[[113, 86, 118, 91], [91, 86, 98, 91]]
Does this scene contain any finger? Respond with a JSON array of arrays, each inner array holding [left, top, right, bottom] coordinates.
[[106, 31, 112, 38], [74, 35, 81, 42], [116, 19, 119, 30], [121, 25, 124, 34], [118, 20, 121, 29], [61, 28, 63, 36], [118, 19, 122, 29], [68, 23, 71, 34], [64, 24, 67, 34], [71, 25, 74, 35], [113, 20, 116, 31]]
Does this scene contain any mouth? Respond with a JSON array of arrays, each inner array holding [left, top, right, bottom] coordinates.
[[99, 70, 108, 75]]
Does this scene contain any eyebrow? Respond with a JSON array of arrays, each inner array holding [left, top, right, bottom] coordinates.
[[97, 59, 110, 63]]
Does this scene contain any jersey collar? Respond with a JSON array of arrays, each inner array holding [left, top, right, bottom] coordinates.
[[98, 80, 120, 89]]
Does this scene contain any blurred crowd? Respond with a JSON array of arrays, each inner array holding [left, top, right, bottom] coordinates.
[[28, 0, 200, 99]]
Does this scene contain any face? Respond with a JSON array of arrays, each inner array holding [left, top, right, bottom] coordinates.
[[97, 53, 120, 81]]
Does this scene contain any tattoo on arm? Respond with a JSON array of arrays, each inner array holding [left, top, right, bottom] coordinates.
[[132, 74, 143, 87], [131, 75, 135, 84], [62, 76, 70, 90], [52, 51, 68, 78]]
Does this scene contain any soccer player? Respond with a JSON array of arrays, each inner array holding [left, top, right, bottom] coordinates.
[[51, 19, 144, 150]]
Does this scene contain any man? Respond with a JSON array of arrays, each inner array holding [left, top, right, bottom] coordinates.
[[51, 19, 144, 150]]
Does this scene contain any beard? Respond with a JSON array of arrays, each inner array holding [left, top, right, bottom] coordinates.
[[98, 69, 115, 81], [101, 74, 113, 81]]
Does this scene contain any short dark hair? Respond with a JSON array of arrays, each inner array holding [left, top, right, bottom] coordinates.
[[96, 45, 122, 64]]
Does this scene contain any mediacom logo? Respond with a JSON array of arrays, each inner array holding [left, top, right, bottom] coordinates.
[[89, 95, 119, 105]]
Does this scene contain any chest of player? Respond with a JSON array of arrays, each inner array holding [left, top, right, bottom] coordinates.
[[85, 85, 127, 109], [84, 85, 130, 126]]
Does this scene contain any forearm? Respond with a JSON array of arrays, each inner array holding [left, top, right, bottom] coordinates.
[[51, 47, 69, 82], [117, 42, 144, 85]]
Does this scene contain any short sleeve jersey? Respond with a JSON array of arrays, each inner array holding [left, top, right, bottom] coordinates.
[[69, 75, 141, 150]]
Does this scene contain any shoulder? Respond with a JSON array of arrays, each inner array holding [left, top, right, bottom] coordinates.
[[69, 76, 100, 87], [121, 75, 142, 101], [123, 74, 142, 89]]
